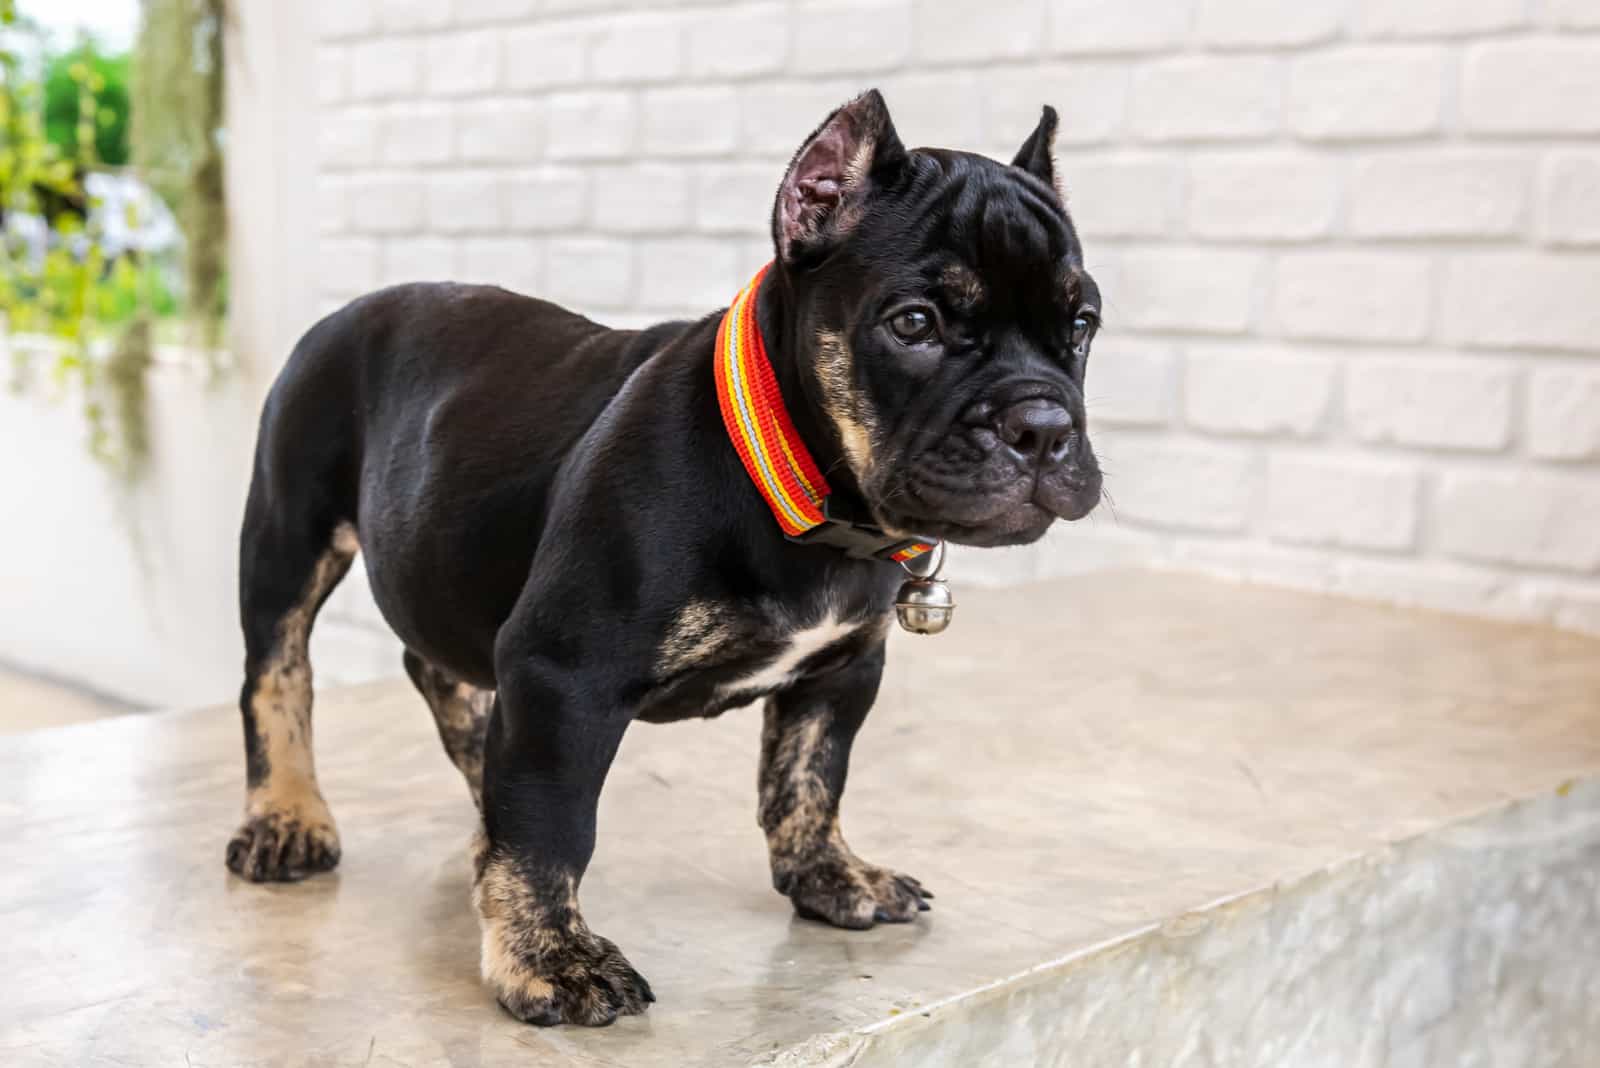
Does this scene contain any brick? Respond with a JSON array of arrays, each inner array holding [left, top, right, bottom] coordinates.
[[687, 4, 788, 78], [1187, 154, 1337, 241], [1463, 42, 1600, 135], [317, 46, 347, 105], [1349, 153, 1529, 239], [1266, 456, 1419, 551], [980, 63, 1127, 150], [346, 176, 425, 234], [318, 0, 376, 40], [318, 110, 381, 170], [640, 88, 741, 157], [1346, 357, 1516, 452], [544, 238, 635, 308], [318, 238, 380, 298], [1548, 0, 1600, 28], [1274, 253, 1431, 343], [425, 31, 502, 97], [502, 168, 587, 231], [503, 23, 588, 90], [1131, 57, 1280, 142], [379, 104, 455, 166], [1048, 0, 1193, 54], [914, 0, 1046, 63], [1436, 472, 1600, 573], [877, 72, 985, 148], [1288, 47, 1445, 141], [1439, 253, 1600, 351], [1116, 249, 1262, 335], [460, 236, 543, 294], [792, 0, 911, 75], [591, 165, 693, 233], [738, 81, 861, 154], [453, 0, 540, 23], [546, 92, 634, 160], [1195, 0, 1342, 48], [380, 236, 458, 287], [348, 39, 422, 100], [694, 162, 776, 235], [1540, 153, 1600, 246], [316, 178, 347, 235], [457, 100, 545, 163], [1064, 157, 1181, 239], [1527, 367, 1600, 460], [636, 238, 741, 310], [589, 17, 684, 83], [1356, 0, 1526, 38], [1184, 346, 1335, 437], [1084, 338, 1177, 428], [1098, 437, 1258, 533], [379, 0, 453, 32], [425, 172, 504, 233]]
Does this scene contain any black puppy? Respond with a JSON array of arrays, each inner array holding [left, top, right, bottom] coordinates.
[[229, 90, 1102, 1027]]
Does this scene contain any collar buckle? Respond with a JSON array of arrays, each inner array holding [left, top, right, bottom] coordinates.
[[784, 498, 935, 561]]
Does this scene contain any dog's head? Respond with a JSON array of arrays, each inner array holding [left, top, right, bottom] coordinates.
[[770, 90, 1102, 548]]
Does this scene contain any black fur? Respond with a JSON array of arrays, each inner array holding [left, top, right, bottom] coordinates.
[[232, 89, 1102, 1026]]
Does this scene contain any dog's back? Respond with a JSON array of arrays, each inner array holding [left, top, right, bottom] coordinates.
[[243, 282, 693, 689]]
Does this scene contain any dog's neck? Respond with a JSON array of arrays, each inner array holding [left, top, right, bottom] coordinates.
[[748, 267, 870, 510]]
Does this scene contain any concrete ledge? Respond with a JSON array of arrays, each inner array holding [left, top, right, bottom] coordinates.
[[2, 571, 1597, 1066]]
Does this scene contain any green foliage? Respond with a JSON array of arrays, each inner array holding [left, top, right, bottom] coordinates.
[[1, 1, 228, 480], [43, 41, 131, 167]]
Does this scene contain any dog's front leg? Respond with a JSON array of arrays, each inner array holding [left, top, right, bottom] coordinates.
[[759, 640, 932, 928], [473, 654, 653, 1027]]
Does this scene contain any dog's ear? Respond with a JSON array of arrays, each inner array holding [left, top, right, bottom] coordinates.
[[1011, 105, 1061, 198], [773, 89, 907, 265]]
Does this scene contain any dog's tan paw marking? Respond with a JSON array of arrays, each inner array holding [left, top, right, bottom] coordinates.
[[476, 853, 653, 1027], [779, 848, 932, 930], [225, 803, 340, 883], [487, 928, 655, 1027]]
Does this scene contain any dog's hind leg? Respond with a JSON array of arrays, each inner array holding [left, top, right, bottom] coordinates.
[[403, 650, 490, 808], [226, 486, 356, 882]]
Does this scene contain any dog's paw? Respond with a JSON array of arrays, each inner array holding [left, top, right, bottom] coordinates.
[[490, 929, 655, 1027], [225, 806, 340, 883], [780, 851, 933, 929]]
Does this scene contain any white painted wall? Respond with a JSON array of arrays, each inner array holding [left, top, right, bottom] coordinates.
[[5, 0, 1599, 707]]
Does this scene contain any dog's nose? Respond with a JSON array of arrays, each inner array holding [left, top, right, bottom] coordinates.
[[997, 399, 1074, 468]]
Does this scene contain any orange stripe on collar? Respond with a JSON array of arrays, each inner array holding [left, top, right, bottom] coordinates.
[[715, 264, 934, 564]]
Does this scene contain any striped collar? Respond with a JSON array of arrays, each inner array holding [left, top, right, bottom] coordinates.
[[713, 264, 935, 564]]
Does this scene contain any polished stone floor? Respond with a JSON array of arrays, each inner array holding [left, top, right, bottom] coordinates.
[[2, 571, 1598, 1067]]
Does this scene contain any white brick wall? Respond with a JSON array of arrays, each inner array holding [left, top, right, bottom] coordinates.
[[309, 0, 1600, 639]]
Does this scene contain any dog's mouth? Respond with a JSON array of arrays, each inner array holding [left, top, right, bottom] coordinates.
[[873, 465, 1102, 549]]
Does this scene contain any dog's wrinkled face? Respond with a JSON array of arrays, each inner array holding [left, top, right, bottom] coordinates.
[[773, 91, 1103, 548]]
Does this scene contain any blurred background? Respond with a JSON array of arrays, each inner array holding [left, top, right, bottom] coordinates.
[[1, 0, 1597, 721]]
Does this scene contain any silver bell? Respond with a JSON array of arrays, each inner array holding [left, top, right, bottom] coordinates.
[[895, 577, 955, 635]]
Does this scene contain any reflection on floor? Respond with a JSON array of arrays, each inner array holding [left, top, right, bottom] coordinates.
[[2, 570, 1598, 1066]]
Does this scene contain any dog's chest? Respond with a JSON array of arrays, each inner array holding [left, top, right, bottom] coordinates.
[[638, 602, 884, 722]]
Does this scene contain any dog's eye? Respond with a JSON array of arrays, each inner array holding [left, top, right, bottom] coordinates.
[[888, 308, 936, 345], [1071, 312, 1098, 350]]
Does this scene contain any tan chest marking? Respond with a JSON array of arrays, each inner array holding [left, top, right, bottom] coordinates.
[[719, 611, 860, 697]]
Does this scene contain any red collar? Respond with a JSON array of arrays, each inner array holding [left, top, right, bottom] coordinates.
[[714, 265, 934, 563]]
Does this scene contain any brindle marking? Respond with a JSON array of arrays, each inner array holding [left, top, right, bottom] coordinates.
[[814, 328, 877, 482], [226, 523, 356, 882], [473, 839, 654, 1027], [403, 650, 491, 808], [654, 598, 739, 678], [757, 636, 930, 928]]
